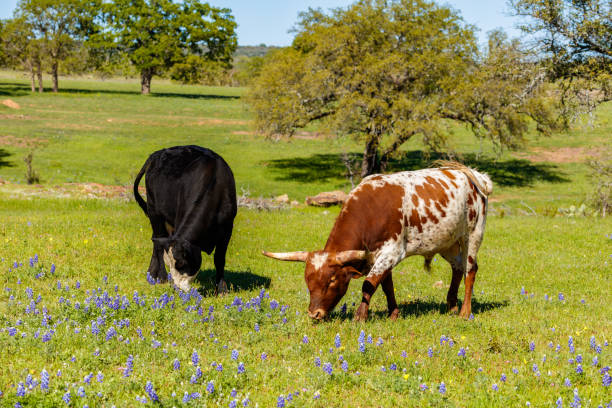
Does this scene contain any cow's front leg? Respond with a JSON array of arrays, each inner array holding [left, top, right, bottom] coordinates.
[[380, 271, 399, 320], [355, 279, 377, 322], [355, 250, 399, 321]]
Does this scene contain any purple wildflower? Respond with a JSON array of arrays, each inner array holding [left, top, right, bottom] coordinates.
[[254, 323, 259, 332], [40, 369, 50, 391], [529, 341, 535, 352], [16, 382, 25, 397], [314, 356, 321, 367], [576, 364, 583, 374], [77, 386, 85, 397], [500, 373, 507, 382], [302, 335, 309, 344], [492, 383, 498, 391], [438, 382, 446, 394], [341, 360, 348, 372], [277, 395, 285, 408], [323, 362, 333, 375], [602, 372, 611, 386], [96, 372, 104, 383], [231, 349, 239, 360], [270, 300, 279, 310], [192, 351, 199, 366], [237, 362, 245, 374], [173, 359, 180, 370], [206, 381, 214, 394], [216, 363, 223, 372], [124, 355, 133, 377], [458, 347, 466, 357], [62, 392, 71, 405], [145, 381, 159, 402], [419, 383, 428, 391], [427, 347, 433, 357], [261, 352, 267, 360], [564, 378, 571, 387], [334, 333, 341, 348]]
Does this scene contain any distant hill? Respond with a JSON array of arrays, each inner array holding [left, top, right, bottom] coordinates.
[[234, 45, 281, 58]]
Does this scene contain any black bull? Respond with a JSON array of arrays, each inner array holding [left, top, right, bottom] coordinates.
[[133, 145, 237, 293]]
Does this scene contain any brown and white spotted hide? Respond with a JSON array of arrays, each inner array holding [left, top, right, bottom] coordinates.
[[266, 165, 492, 320]]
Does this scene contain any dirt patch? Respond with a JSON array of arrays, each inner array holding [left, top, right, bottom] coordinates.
[[232, 131, 253, 136], [0, 135, 48, 148], [194, 118, 250, 126], [2, 99, 20, 109], [514, 147, 605, 163], [0, 181, 145, 201], [0, 114, 31, 120], [46, 122, 103, 131]]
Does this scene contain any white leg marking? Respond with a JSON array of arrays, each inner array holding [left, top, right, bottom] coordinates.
[[163, 248, 195, 292]]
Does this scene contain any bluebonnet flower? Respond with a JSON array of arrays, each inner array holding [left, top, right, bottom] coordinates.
[[206, 381, 214, 394], [401, 350, 407, 358], [532, 363, 538, 373], [254, 323, 259, 332], [303, 335, 309, 344], [427, 347, 433, 357], [145, 381, 159, 402], [16, 382, 25, 397], [529, 341, 535, 352], [77, 386, 86, 397], [314, 356, 321, 367], [359, 342, 366, 353], [576, 364, 583, 374], [564, 378, 571, 387], [458, 347, 466, 357], [376, 337, 383, 346], [340, 303, 347, 314], [438, 382, 446, 394], [124, 355, 133, 377], [237, 362, 245, 374], [556, 397, 563, 407], [367, 335, 373, 344], [40, 369, 50, 391], [596, 345, 602, 354], [229, 400, 237, 408], [216, 363, 223, 372], [558, 293, 565, 301], [576, 354, 582, 364], [492, 383, 498, 391], [191, 350, 199, 366], [96, 372, 104, 383], [569, 389, 580, 408], [390, 363, 397, 371], [105, 326, 117, 341], [8, 327, 16, 336], [50, 264, 55, 274], [62, 392, 71, 405], [334, 333, 341, 348], [602, 372, 611, 386], [341, 361, 348, 372], [277, 395, 285, 408], [232, 349, 239, 360], [419, 383, 428, 391], [593, 356, 599, 366], [261, 352, 267, 360], [381, 366, 386, 372], [323, 362, 333, 375], [230, 389, 237, 398], [84, 372, 93, 384], [242, 397, 250, 406], [270, 300, 279, 310], [520, 287, 525, 295], [500, 373, 506, 382], [173, 359, 180, 370]]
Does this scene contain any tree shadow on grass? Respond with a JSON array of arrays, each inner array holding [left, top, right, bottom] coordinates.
[[194, 268, 271, 296], [0, 81, 239, 100], [0, 149, 15, 168], [329, 298, 509, 321], [267, 150, 569, 188]]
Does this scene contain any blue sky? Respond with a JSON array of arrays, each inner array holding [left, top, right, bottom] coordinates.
[[0, 0, 522, 46]]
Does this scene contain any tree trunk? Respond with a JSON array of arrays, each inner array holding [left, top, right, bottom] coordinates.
[[36, 59, 43, 93], [360, 132, 381, 177], [51, 59, 59, 93], [141, 70, 153, 94], [29, 64, 35, 92]]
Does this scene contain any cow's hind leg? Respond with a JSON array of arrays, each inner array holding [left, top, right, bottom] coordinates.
[[459, 237, 483, 318], [440, 242, 465, 314], [148, 215, 168, 283], [381, 272, 399, 321], [213, 223, 233, 295]]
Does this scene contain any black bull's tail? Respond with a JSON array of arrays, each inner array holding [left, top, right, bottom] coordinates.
[[133, 158, 150, 215]]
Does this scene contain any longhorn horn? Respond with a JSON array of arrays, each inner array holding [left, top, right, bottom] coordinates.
[[335, 250, 369, 264], [262, 251, 309, 262]]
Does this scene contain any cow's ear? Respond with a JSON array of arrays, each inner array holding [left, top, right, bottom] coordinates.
[[343, 266, 364, 279], [152, 237, 172, 250]]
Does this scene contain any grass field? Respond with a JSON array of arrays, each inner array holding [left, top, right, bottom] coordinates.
[[0, 72, 611, 407]]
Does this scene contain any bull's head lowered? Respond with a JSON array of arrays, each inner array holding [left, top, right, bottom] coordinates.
[[154, 237, 202, 292], [262, 250, 370, 319]]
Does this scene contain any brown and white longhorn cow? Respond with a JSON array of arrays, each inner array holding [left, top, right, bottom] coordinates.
[[263, 162, 493, 321]]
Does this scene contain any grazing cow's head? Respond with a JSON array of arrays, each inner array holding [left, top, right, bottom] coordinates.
[[154, 238, 202, 292], [263, 250, 368, 320]]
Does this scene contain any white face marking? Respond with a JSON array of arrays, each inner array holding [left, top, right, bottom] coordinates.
[[163, 247, 195, 292], [311, 253, 328, 271]]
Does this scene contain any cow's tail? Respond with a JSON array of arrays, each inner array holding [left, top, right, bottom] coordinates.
[[133, 158, 150, 215], [423, 255, 433, 273], [433, 160, 492, 196]]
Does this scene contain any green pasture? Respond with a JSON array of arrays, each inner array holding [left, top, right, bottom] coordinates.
[[0, 72, 611, 407]]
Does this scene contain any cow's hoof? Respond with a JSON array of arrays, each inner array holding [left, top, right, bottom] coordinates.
[[354, 304, 369, 322], [216, 279, 228, 296], [388, 308, 400, 321]]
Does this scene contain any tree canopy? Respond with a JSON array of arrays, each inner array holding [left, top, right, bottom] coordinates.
[[102, 0, 237, 94], [510, 0, 611, 114], [248, 0, 558, 176]]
